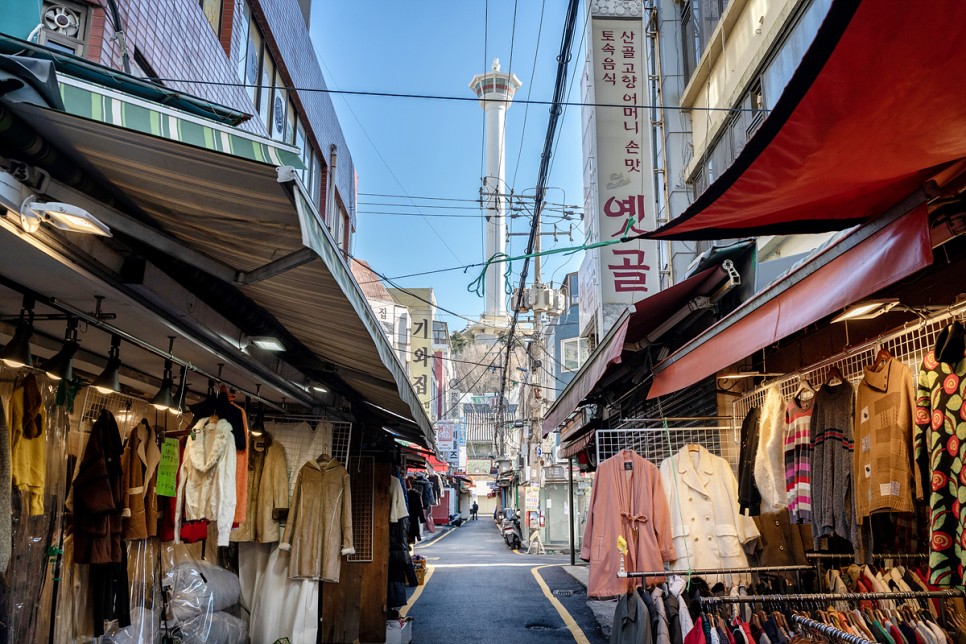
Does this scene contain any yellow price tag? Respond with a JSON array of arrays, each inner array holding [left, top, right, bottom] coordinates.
[[617, 535, 628, 556]]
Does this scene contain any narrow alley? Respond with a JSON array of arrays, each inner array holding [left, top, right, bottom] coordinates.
[[403, 519, 606, 644]]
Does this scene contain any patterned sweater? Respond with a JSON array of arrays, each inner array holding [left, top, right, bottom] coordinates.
[[783, 397, 814, 523]]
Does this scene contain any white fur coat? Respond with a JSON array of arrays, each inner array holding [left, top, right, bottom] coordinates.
[[754, 385, 787, 514]]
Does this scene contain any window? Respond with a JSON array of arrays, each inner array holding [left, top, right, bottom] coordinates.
[[270, 69, 287, 141], [286, 98, 297, 145], [199, 0, 222, 36], [259, 49, 275, 132], [235, 3, 251, 85], [560, 337, 590, 372], [243, 13, 262, 106], [680, 0, 728, 81], [567, 273, 579, 308]]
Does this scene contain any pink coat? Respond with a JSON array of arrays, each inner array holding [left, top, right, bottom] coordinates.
[[580, 449, 676, 598]]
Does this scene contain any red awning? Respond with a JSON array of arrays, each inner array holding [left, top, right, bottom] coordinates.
[[625, 266, 727, 343], [648, 0, 966, 240], [648, 204, 933, 398], [542, 265, 734, 435]]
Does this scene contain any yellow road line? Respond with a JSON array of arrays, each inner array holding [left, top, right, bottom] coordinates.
[[414, 527, 458, 549], [399, 565, 435, 617], [531, 565, 591, 644]]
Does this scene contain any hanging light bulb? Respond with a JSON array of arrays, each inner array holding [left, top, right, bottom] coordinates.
[[151, 359, 175, 410], [93, 334, 122, 395], [0, 296, 35, 368], [43, 317, 79, 381]]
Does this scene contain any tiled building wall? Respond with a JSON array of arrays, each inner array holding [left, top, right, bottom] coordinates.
[[256, 0, 356, 218], [90, 0, 260, 134], [85, 0, 355, 220]]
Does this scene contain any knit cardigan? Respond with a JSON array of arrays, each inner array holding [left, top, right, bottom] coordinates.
[[754, 385, 787, 514], [854, 357, 922, 519]]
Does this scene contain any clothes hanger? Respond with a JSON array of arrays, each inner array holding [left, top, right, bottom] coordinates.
[[795, 374, 817, 402], [871, 347, 892, 371], [826, 366, 844, 386]]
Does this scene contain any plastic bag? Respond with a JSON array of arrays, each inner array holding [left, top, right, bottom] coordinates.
[[165, 560, 241, 624]]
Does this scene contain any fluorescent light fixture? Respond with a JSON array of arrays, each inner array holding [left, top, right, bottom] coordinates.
[[718, 372, 784, 381], [251, 336, 285, 352], [831, 298, 900, 323], [312, 385, 328, 394], [20, 196, 112, 237], [151, 359, 175, 410], [93, 335, 122, 395]]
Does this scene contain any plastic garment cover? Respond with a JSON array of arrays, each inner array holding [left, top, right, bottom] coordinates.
[[166, 561, 241, 624], [4, 377, 70, 643]]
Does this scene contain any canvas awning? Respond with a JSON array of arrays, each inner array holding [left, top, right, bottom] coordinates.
[[0, 77, 433, 447], [542, 311, 630, 435], [647, 0, 966, 240], [647, 203, 933, 398], [541, 264, 733, 435]]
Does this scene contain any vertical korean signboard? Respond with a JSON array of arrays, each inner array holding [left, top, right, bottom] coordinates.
[[411, 308, 433, 416], [585, 12, 659, 331]]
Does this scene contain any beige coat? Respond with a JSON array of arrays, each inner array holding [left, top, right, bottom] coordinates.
[[280, 458, 354, 582], [121, 421, 161, 540], [580, 449, 676, 598], [854, 357, 923, 518], [661, 445, 760, 583], [230, 437, 289, 543]]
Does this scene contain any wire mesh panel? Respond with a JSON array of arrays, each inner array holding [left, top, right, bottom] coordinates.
[[266, 419, 352, 497], [347, 455, 374, 563], [79, 387, 151, 433], [596, 424, 740, 474], [733, 304, 966, 421]]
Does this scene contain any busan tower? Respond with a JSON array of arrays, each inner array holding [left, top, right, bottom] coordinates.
[[469, 59, 522, 328]]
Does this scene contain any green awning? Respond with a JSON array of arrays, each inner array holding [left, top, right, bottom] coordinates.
[[0, 32, 250, 125], [58, 76, 303, 169]]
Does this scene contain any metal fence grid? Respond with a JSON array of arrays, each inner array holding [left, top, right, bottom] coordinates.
[[264, 419, 352, 497], [79, 387, 151, 434], [347, 455, 374, 563], [733, 303, 966, 421], [596, 424, 739, 474]]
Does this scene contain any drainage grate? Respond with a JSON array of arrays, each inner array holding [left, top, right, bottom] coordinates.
[[526, 623, 557, 631], [552, 589, 577, 597]]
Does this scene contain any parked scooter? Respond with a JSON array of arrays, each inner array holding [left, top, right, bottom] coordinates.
[[500, 509, 523, 550]]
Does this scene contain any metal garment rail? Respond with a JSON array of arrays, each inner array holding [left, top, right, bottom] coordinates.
[[619, 565, 815, 579], [806, 552, 928, 560], [790, 614, 874, 644], [699, 589, 965, 604]]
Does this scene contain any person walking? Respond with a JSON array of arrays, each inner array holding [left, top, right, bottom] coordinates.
[[470, 501, 479, 520]]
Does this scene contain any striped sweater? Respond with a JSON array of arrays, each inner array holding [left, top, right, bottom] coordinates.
[[783, 397, 814, 523]]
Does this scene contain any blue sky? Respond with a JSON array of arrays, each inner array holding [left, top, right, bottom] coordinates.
[[310, 0, 588, 329]]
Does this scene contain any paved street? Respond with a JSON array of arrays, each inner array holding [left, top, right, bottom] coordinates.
[[404, 518, 607, 644]]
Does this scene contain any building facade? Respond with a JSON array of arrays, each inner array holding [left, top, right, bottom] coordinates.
[[30, 0, 356, 252]]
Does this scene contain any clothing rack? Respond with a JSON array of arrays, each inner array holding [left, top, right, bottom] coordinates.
[[790, 614, 874, 644], [806, 552, 929, 560], [619, 564, 815, 579], [699, 589, 965, 605]]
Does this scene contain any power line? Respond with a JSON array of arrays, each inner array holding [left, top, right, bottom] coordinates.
[[150, 77, 766, 113], [497, 0, 581, 433], [358, 201, 580, 212], [309, 43, 465, 265], [358, 191, 582, 210], [511, 0, 546, 190]]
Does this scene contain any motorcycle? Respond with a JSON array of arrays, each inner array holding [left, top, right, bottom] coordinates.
[[500, 509, 523, 550]]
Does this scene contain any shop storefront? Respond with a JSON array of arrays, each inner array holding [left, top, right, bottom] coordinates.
[[0, 50, 433, 643], [543, 0, 966, 629]]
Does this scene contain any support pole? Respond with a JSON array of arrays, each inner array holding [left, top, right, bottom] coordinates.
[[568, 457, 576, 566]]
